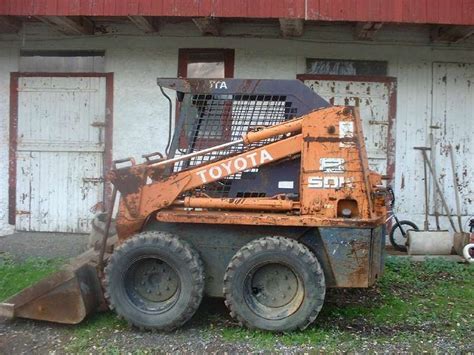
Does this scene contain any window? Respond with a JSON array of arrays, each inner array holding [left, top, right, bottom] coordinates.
[[178, 49, 234, 78], [176, 49, 235, 149], [19, 50, 105, 72], [306, 58, 387, 76]]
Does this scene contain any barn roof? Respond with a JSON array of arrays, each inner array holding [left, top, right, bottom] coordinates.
[[0, 1, 473, 42], [1, 0, 473, 25]]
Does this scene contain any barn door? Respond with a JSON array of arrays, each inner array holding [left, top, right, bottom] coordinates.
[[299, 75, 396, 177], [15, 76, 107, 233], [431, 62, 474, 217]]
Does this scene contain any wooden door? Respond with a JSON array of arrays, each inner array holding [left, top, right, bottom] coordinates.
[[431, 62, 474, 217], [15, 76, 107, 232]]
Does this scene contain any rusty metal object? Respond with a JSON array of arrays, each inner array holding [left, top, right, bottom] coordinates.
[[111, 106, 385, 241], [180, 196, 297, 211], [155, 209, 384, 228], [98, 185, 118, 274], [0, 249, 105, 324], [0, 211, 119, 324], [3, 79, 387, 328]]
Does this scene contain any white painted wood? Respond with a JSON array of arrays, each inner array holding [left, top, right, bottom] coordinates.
[[431, 62, 474, 217], [16, 76, 106, 233], [1, 22, 474, 234], [392, 61, 431, 219], [303, 79, 392, 175]]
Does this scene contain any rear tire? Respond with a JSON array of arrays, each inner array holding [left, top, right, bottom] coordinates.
[[389, 220, 419, 252], [104, 231, 204, 331], [223, 237, 325, 331]]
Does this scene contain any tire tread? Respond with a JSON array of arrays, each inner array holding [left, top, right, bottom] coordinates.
[[223, 236, 325, 331], [104, 231, 204, 331]]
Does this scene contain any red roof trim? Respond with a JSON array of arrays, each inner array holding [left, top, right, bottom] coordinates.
[[1, 0, 473, 26]]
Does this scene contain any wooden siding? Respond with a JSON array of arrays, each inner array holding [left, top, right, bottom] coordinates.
[[14, 76, 107, 232], [1, 0, 473, 26]]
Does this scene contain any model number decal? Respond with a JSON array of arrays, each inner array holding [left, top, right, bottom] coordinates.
[[308, 176, 353, 189], [320, 158, 345, 173]]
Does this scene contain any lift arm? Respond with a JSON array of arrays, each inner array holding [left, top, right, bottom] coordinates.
[[140, 134, 302, 214], [111, 107, 349, 238]]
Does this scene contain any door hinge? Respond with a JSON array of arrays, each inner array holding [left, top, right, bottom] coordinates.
[[82, 177, 105, 184], [368, 120, 389, 126], [16, 210, 31, 215], [91, 121, 106, 127]]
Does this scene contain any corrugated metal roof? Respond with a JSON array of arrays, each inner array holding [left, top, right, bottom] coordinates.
[[0, 0, 473, 26]]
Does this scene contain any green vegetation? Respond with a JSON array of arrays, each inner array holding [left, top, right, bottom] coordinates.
[[0, 255, 472, 352], [218, 257, 474, 351], [0, 253, 63, 301], [64, 311, 127, 353]]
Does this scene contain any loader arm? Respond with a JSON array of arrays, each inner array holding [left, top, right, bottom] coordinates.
[[112, 106, 384, 240], [141, 135, 301, 213], [112, 107, 314, 238]]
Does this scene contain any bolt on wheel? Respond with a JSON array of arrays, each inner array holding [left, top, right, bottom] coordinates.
[[224, 237, 325, 331], [104, 231, 204, 331], [245, 263, 304, 320], [125, 257, 181, 313]]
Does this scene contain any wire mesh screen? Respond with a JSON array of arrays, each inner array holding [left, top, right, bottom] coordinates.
[[172, 93, 299, 197]]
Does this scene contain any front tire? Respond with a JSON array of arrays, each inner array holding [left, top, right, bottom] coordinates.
[[223, 237, 325, 331], [104, 231, 204, 331]]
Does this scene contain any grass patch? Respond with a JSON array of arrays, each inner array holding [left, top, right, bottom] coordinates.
[[0, 255, 472, 352], [65, 311, 127, 353], [219, 257, 474, 351], [326, 257, 473, 328], [0, 253, 63, 301], [221, 326, 352, 352]]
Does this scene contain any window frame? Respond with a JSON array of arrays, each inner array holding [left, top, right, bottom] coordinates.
[[19, 50, 105, 73], [177, 48, 235, 78], [176, 49, 235, 150], [305, 58, 388, 77]]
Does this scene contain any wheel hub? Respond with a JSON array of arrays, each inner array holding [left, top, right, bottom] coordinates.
[[251, 264, 298, 308], [132, 259, 179, 303], [243, 261, 304, 320]]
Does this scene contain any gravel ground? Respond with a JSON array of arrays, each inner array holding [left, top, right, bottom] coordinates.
[[1, 296, 469, 354], [0, 300, 254, 354], [0, 232, 88, 261], [0, 232, 472, 353], [0, 232, 255, 353]]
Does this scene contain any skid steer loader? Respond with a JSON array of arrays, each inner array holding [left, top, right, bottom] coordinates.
[[0, 79, 387, 332]]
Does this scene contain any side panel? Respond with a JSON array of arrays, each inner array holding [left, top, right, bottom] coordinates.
[[300, 108, 372, 219], [369, 225, 385, 284], [301, 227, 384, 288], [301, 77, 396, 176], [144, 222, 385, 296]]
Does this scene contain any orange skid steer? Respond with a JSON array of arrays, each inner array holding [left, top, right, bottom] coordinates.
[[0, 79, 387, 331]]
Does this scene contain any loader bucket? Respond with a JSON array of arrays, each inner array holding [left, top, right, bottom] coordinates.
[[0, 248, 104, 324], [0, 212, 117, 324]]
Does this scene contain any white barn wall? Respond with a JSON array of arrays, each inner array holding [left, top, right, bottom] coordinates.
[[105, 48, 177, 159], [0, 23, 473, 233]]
